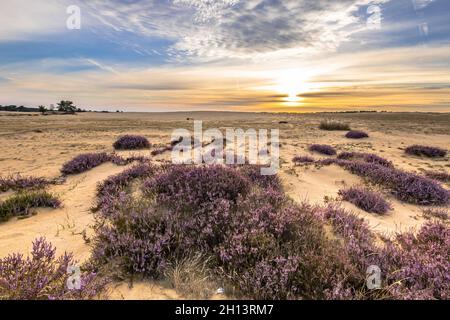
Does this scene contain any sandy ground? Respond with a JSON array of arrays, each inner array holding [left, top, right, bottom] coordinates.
[[0, 111, 449, 299]]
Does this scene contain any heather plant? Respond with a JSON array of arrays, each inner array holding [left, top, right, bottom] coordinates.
[[61, 152, 112, 175], [342, 161, 449, 205], [91, 163, 450, 299], [319, 159, 449, 205], [405, 145, 447, 158], [92, 165, 355, 299], [0, 191, 61, 222], [309, 144, 337, 156], [319, 121, 350, 131], [337, 152, 393, 168], [345, 130, 369, 139], [424, 170, 450, 183], [0, 237, 107, 300], [113, 135, 151, 150], [0, 174, 51, 192], [338, 186, 392, 214], [292, 155, 315, 164], [322, 206, 450, 299]]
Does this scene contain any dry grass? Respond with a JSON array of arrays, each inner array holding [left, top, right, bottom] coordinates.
[[164, 254, 217, 299]]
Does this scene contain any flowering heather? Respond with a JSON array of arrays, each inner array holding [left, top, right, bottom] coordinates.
[[319, 121, 350, 131], [238, 164, 282, 191], [378, 221, 450, 299], [337, 152, 393, 168], [113, 135, 151, 150], [345, 130, 369, 139], [92, 165, 352, 299], [61, 152, 112, 175], [323, 206, 450, 299], [338, 186, 392, 214], [342, 161, 449, 205], [96, 163, 156, 213], [0, 174, 51, 192], [424, 170, 450, 183], [319, 159, 449, 205], [0, 238, 107, 300], [90, 163, 450, 299], [292, 155, 315, 164], [309, 144, 337, 156], [405, 145, 447, 158], [0, 191, 61, 222], [142, 165, 252, 208]]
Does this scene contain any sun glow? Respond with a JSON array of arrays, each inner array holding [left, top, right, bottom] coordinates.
[[274, 69, 312, 105]]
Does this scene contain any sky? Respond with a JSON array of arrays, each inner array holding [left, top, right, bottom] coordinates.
[[0, 0, 449, 112]]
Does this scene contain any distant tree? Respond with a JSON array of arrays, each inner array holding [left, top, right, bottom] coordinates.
[[38, 105, 47, 114], [57, 101, 77, 113], [49, 104, 55, 111]]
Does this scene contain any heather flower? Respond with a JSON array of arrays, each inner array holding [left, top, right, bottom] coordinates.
[[405, 145, 447, 158], [0, 175, 51, 192], [0, 238, 107, 300], [345, 130, 369, 139], [309, 144, 337, 156], [61, 153, 112, 175], [337, 152, 393, 168], [338, 186, 392, 214], [113, 135, 151, 150], [292, 155, 315, 164]]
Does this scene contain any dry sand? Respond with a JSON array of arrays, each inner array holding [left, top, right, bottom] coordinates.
[[0, 111, 449, 299]]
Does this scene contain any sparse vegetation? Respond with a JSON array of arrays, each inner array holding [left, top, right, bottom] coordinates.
[[422, 208, 448, 221], [338, 186, 392, 214], [0, 191, 61, 222], [424, 170, 450, 183], [405, 145, 447, 158], [319, 121, 350, 131]]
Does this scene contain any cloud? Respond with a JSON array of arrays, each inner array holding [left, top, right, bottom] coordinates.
[[79, 0, 389, 62]]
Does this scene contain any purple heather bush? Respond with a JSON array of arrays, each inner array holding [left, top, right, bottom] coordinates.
[[0, 174, 51, 192], [0, 237, 107, 300], [343, 161, 449, 205], [322, 206, 450, 299], [338, 186, 392, 214], [337, 152, 393, 168], [320, 159, 449, 205], [405, 145, 447, 158], [0, 191, 61, 222], [61, 152, 112, 175], [92, 164, 353, 299], [424, 170, 450, 183], [345, 130, 369, 139], [292, 155, 315, 164], [113, 135, 151, 150], [89, 163, 450, 300], [309, 144, 337, 156]]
